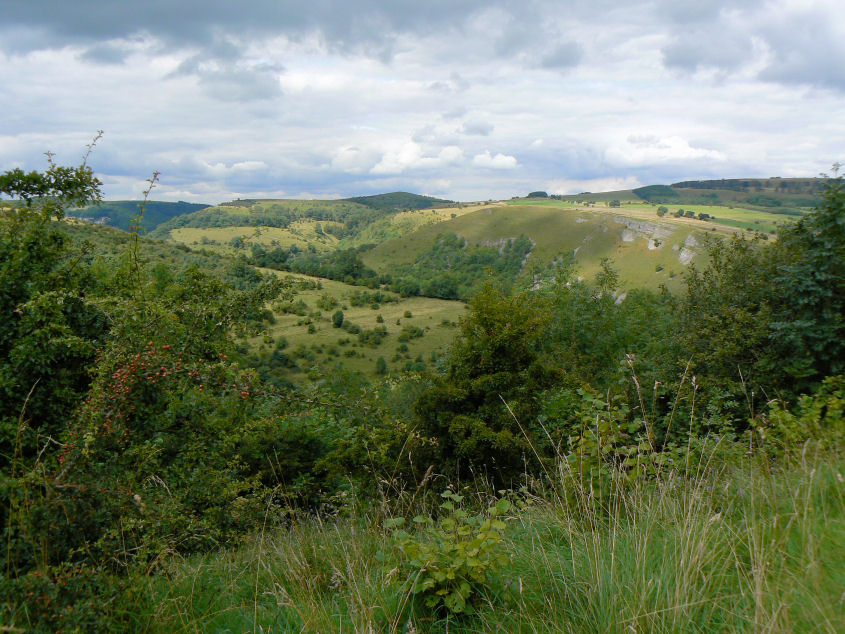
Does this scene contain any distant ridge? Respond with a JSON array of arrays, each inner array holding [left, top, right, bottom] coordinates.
[[344, 191, 454, 211], [627, 177, 831, 210], [67, 200, 210, 232]]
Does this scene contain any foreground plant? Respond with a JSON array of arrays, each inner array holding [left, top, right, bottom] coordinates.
[[386, 490, 512, 615]]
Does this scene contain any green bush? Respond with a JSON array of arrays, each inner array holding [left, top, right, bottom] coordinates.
[[386, 491, 512, 615]]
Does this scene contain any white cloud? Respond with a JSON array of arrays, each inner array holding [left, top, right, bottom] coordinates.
[[371, 142, 464, 175], [605, 135, 726, 167], [547, 176, 642, 195], [472, 150, 518, 170]]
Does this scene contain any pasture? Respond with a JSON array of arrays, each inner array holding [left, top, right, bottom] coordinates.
[[255, 271, 467, 382]]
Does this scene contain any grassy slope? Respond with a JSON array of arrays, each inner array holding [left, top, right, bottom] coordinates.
[[169, 220, 342, 255], [363, 201, 716, 290], [340, 203, 488, 248], [256, 271, 466, 382], [148, 447, 845, 633]]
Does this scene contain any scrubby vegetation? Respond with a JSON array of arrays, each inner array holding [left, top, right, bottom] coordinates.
[[1, 154, 843, 631]]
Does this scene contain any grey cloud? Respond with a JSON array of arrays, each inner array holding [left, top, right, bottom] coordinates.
[[0, 1, 499, 54], [412, 125, 436, 143], [460, 120, 494, 136], [427, 73, 470, 93], [757, 11, 845, 91], [540, 41, 583, 69], [655, 0, 764, 25], [441, 107, 468, 120], [79, 42, 131, 65], [659, 1, 845, 92], [0, 0, 595, 72], [662, 31, 753, 73], [196, 67, 283, 102]]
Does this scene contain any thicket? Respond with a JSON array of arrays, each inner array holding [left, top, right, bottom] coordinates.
[[1, 159, 296, 629], [387, 233, 534, 300]]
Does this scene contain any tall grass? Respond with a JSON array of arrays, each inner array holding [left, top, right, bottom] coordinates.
[[146, 445, 845, 633]]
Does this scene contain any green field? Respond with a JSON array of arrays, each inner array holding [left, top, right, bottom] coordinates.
[[254, 271, 466, 382], [510, 198, 790, 233]]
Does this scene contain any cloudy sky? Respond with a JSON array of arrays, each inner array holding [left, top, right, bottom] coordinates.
[[2, 0, 844, 203]]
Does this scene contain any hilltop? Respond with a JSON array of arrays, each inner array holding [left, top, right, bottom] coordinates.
[[343, 191, 454, 211]]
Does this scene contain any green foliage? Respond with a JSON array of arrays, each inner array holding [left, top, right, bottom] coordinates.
[[677, 177, 845, 407], [1, 154, 294, 627], [389, 233, 534, 300], [411, 284, 559, 483], [633, 184, 680, 202], [332, 309, 344, 328], [344, 191, 453, 211], [768, 178, 845, 383], [1, 157, 106, 468], [67, 200, 209, 232], [759, 375, 845, 453], [386, 491, 512, 615], [375, 356, 388, 375], [317, 292, 339, 311], [358, 325, 388, 346], [397, 325, 424, 342]]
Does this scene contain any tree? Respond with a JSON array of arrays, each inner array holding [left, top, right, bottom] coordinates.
[[411, 284, 558, 484], [657, 206, 668, 217], [375, 356, 388, 375], [768, 174, 845, 385], [332, 309, 345, 328], [0, 154, 105, 466]]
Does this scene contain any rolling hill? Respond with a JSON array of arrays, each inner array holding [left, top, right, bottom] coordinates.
[[67, 200, 210, 232]]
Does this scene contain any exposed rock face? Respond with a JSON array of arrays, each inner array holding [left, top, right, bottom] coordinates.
[[678, 234, 699, 264], [679, 247, 696, 265], [613, 216, 675, 241]]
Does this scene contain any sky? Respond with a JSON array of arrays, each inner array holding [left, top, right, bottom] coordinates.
[[1, 0, 844, 203]]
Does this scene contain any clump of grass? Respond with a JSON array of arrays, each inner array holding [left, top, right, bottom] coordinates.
[[144, 445, 845, 632]]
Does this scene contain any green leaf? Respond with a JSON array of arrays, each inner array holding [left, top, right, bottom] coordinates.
[[496, 498, 512, 513]]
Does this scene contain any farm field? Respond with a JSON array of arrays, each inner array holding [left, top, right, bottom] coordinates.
[[254, 270, 466, 382], [509, 198, 789, 233]]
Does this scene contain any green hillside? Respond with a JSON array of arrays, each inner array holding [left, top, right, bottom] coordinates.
[[343, 191, 454, 211], [149, 198, 376, 239], [67, 200, 209, 232], [249, 271, 465, 385], [363, 201, 716, 292]]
